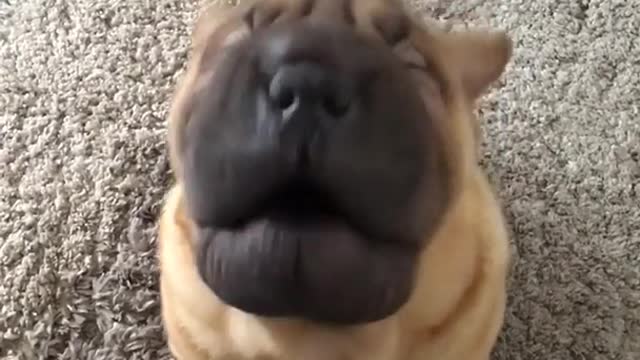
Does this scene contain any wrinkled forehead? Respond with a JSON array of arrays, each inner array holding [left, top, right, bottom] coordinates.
[[186, 0, 442, 96], [191, 0, 424, 53]]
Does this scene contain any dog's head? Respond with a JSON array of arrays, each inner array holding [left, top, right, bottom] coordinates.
[[167, 0, 511, 325]]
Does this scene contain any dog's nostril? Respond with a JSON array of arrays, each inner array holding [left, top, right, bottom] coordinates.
[[273, 87, 296, 110], [269, 72, 299, 115], [267, 63, 351, 120], [322, 93, 350, 118]]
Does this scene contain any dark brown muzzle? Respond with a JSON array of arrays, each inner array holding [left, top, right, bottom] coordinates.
[[178, 19, 452, 324]]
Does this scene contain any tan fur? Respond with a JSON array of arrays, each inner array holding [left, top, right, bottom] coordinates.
[[157, 1, 513, 359]]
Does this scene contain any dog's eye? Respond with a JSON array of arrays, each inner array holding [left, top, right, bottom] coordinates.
[[393, 40, 442, 96], [244, 3, 283, 31], [222, 26, 250, 47], [394, 40, 427, 70], [372, 9, 410, 46]]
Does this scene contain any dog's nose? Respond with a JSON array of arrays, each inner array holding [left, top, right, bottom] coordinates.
[[258, 27, 357, 129], [268, 62, 351, 122]]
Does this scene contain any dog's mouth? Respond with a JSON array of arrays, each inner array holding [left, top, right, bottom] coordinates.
[[231, 178, 353, 232], [193, 175, 421, 325]]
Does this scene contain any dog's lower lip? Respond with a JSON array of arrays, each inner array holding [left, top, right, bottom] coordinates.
[[198, 204, 417, 324]]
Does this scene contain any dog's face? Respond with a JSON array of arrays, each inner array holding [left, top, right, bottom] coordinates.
[[167, 0, 511, 326]]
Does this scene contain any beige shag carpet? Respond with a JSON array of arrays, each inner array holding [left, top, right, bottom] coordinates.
[[0, 0, 638, 359]]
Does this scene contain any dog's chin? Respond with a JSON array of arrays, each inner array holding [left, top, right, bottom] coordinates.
[[194, 187, 419, 325]]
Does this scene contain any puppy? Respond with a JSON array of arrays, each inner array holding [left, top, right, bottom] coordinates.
[[157, 0, 513, 359]]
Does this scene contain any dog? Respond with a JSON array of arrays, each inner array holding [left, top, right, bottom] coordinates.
[[157, 0, 513, 359]]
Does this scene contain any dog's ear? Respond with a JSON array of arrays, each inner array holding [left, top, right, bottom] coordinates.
[[407, 21, 512, 170], [412, 24, 513, 101], [442, 29, 512, 99]]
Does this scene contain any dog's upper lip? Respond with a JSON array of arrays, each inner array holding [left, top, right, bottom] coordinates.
[[213, 177, 352, 232]]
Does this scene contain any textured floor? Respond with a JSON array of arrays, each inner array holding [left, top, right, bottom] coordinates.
[[0, 0, 638, 359]]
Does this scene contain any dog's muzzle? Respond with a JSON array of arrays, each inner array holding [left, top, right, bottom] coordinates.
[[178, 20, 451, 325]]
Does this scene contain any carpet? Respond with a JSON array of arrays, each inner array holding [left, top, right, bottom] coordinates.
[[0, 0, 638, 359]]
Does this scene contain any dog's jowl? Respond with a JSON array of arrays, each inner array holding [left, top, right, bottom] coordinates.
[[158, 0, 513, 359]]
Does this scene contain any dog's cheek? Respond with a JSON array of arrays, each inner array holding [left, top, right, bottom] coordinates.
[[179, 45, 292, 228], [314, 63, 438, 246], [195, 222, 298, 316]]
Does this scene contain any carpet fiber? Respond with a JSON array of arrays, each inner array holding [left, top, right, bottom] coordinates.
[[0, 0, 638, 359]]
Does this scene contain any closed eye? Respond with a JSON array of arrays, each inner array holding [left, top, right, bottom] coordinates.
[[244, 4, 280, 30], [406, 62, 429, 71], [393, 40, 427, 70], [222, 26, 250, 47], [393, 40, 443, 96]]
